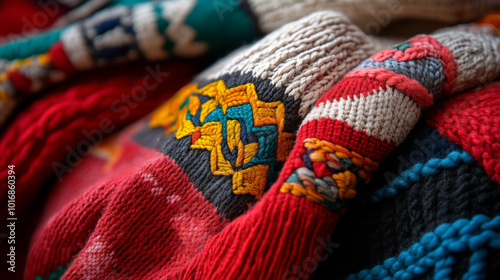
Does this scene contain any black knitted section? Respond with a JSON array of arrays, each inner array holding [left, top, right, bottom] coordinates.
[[134, 71, 301, 220], [486, 250, 500, 279], [311, 125, 500, 279]]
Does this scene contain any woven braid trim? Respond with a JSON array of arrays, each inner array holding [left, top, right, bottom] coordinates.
[[280, 138, 378, 211], [367, 35, 457, 99]]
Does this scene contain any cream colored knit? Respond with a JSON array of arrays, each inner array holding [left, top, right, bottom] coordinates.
[[248, 0, 500, 33]]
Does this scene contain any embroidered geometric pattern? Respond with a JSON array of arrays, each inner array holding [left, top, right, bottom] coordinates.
[[152, 80, 294, 199], [280, 138, 379, 211], [149, 83, 198, 134]]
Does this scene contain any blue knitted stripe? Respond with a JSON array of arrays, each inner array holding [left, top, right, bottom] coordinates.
[[360, 150, 475, 204], [354, 56, 445, 97], [347, 215, 500, 280]]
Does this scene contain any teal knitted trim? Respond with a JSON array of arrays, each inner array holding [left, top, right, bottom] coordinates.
[[347, 214, 500, 280], [0, 28, 64, 60], [0, 0, 150, 60], [185, 0, 258, 57], [34, 264, 68, 280], [361, 150, 475, 204]]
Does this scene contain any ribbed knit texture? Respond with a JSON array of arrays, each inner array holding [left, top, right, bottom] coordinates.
[[24, 12, 500, 280]]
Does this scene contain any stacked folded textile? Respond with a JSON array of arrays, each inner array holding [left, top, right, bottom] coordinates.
[[0, 1, 498, 279]]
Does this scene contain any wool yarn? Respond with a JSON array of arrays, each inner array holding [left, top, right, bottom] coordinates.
[[25, 10, 390, 279], [247, 0, 500, 33], [0, 59, 203, 220], [427, 85, 500, 185], [121, 10, 389, 218], [0, 9, 387, 223], [2, 0, 498, 127], [0, 0, 258, 126], [25, 11, 500, 280], [311, 82, 500, 279]]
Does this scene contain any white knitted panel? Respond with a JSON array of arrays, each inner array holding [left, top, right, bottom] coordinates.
[[61, 24, 94, 70], [302, 87, 421, 145]]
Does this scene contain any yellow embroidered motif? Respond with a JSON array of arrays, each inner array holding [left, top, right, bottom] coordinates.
[[332, 170, 357, 200], [280, 138, 379, 211], [149, 80, 294, 199], [149, 83, 197, 134]]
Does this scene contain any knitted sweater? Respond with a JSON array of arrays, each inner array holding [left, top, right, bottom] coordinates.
[[0, 2, 499, 280], [14, 9, 500, 280], [312, 82, 500, 279], [1, 0, 499, 125]]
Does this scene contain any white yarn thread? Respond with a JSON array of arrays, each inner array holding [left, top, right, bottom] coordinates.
[[61, 24, 94, 70]]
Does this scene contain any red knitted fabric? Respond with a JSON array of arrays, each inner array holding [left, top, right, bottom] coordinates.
[[26, 152, 341, 279], [22, 13, 500, 279], [28, 154, 232, 279], [0, 0, 65, 39], [27, 78, 500, 278], [427, 81, 500, 185], [39, 123, 159, 225], [0, 60, 204, 218]]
